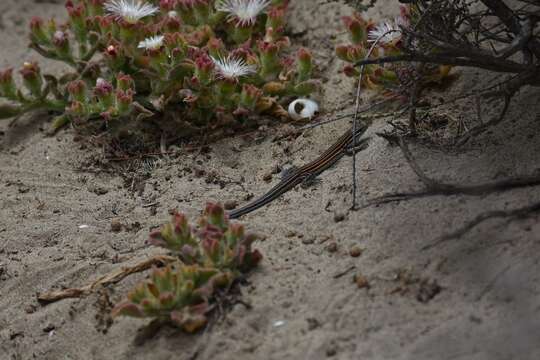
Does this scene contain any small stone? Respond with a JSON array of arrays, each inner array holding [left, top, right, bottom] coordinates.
[[353, 273, 369, 289], [333, 212, 346, 223], [224, 200, 238, 210], [24, 304, 36, 314], [302, 236, 315, 245], [349, 246, 363, 258], [89, 185, 108, 195], [306, 318, 320, 331], [271, 163, 282, 174], [285, 230, 297, 238], [326, 242, 338, 253], [42, 323, 55, 332], [262, 172, 273, 182], [110, 219, 122, 233], [326, 344, 337, 357]]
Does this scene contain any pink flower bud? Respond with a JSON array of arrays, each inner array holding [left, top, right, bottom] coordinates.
[[342, 14, 367, 44], [67, 80, 87, 102], [160, 0, 176, 11], [94, 78, 114, 110], [240, 84, 262, 111], [194, 53, 214, 84], [67, 101, 85, 116], [207, 37, 225, 58], [116, 73, 134, 91], [52, 31, 70, 56], [106, 44, 118, 58], [296, 47, 312, 81], [266, 6, 285, 34], [0, 68, 16, 99], [94, 78, 113, 97], [115, 89, 134, 115], [29, 17, 49, 45], [19, 62, 43, 97]]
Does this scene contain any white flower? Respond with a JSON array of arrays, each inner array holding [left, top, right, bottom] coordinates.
[[137, 35, 165, 50], [367, 18, 405, 45], [215, 0, 271, 26], [211, 55, 257, 80], [104, 0, 159, 24]]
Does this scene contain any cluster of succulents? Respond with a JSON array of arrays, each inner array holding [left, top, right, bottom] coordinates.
[[0, 0, 316, 133], [336, 5, 452, 97], [112, 202, 262, 332]]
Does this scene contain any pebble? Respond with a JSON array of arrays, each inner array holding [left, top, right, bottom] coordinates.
[[42, 323, 55, 332], [224, 200, 238, 210], [349, 246, 363, 258], [302, 236, 315, 245], [326, 242, 338, 253], [110, 219, 122, 233], [262, 171, 273, 182], [333, 212, 346, 223], [285, 230, 297, 238], [353, 273, 369, 289]]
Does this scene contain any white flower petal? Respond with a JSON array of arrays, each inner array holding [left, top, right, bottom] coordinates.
[[215, 0, 271, 26], [211, 55, 257, 79], [104, 0, 159, 24], [367, 17, 404, 45], [138, 35, 165, 50]]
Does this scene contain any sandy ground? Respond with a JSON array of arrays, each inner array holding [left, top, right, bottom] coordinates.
[[1, 1, 540, 359]]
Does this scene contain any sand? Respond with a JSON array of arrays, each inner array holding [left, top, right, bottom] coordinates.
[[1, 1, 540, 359]]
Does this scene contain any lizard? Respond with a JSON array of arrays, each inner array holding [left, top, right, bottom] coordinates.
[[227, 122, 369, 219]]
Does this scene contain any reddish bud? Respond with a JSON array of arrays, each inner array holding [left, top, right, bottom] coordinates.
[[342, 14, 367, 44], [67, 101, 85, 116], [240, 84, 263, 111], [67, 79, 87, 102], [19, 62, 43, 97], [116, 73, 134, 91], [160, 0, 176, 11], [266, 6, 285, 34], [194, 53, 214, 84], [343, 64, 360, 77], [93, 78, 113, 97], [0, 68, 16, 99], [29, 17, 49, 45], [115, 89, 134, 115]]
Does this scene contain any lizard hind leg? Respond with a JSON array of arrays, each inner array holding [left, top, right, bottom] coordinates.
[[345, 137, 370, 156]]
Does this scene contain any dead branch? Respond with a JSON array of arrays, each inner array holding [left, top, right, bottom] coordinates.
[[37, 255, 177, 304], [422, 199, 540, 250], [360, 134, 540, 209]]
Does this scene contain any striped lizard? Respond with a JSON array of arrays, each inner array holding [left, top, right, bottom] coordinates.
[[228, 123, 369, 219]]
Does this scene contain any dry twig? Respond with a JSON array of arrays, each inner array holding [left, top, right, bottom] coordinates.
[[37, 255, 177, 303]]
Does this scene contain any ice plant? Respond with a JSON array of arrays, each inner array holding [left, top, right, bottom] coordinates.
[[113, 203, 263, 332], [0, 0, 317, 139], [112, 264, 231, 332], [336, 6, 452, 97]]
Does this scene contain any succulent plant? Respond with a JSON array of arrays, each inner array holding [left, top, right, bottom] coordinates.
[[112, 264, 232, 332], [336, 5, 452, 98], [148, 202, 262, 272], [0, 0, 317, 135], [114, 202, 262, 331]]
